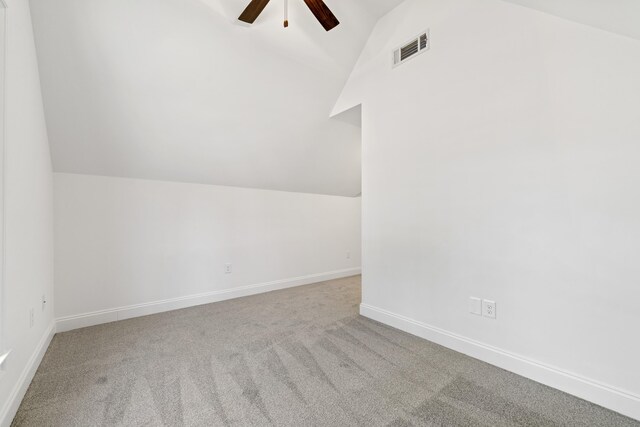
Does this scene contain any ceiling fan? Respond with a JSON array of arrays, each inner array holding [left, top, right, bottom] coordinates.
[[238, 0, 340, 32]]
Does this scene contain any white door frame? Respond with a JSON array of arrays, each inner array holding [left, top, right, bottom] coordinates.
[[0, 0, 9, 369]]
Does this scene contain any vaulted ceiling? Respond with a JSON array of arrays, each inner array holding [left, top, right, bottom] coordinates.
[[503, 0, 640, 41], [31, 0, 636, 198], [29, 0, 404, 196]]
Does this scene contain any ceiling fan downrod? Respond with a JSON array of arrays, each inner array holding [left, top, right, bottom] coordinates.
[[284, 0, 289, 27]]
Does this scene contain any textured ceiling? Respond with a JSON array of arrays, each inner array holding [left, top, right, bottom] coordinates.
[[29, 0, 404, 196]]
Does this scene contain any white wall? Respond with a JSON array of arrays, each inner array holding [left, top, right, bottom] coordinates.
[[54, 173, 361, 330], [339, 0, 640, 420], [0, 0, 55, 425]]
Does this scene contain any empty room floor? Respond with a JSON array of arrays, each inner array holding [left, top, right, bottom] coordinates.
[[13, 276, 638, 426]]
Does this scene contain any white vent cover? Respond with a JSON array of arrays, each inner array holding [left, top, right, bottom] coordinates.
[[393, 30, 430, 68]]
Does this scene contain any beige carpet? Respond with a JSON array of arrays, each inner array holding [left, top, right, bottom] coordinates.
[[13, 276, 639, 426]]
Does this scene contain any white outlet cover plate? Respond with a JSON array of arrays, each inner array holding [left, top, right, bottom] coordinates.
[[482, 300, 496, 319], [469, 297, 482, 315]]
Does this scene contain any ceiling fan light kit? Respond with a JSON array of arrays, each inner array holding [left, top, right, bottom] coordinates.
[[238, 0, 340, 32]]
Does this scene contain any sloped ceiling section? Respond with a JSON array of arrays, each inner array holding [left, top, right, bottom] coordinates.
[[503, 0, 640, 41], [333, 0, 640, 117], [29, 0, 403, 197]]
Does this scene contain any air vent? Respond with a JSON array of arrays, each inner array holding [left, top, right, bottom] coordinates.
[[393, 30, 430, 68], [401, 39, 419, 61], [420, 33, 428, 50]]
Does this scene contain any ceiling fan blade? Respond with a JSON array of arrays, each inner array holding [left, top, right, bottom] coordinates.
[[238, 0, 271, 24], [303, 0, 340, 31]]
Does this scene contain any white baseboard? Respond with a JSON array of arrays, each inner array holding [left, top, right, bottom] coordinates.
[[56, 268, 361, 333], [360, 303, 640, 422], [0, 322, 56, 427]]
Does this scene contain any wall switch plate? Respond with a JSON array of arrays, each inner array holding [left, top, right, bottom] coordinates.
[[469, 297, 482, 315], [346, 252, 351, 259], [482, 300, 496, 319], [224, 263, 232, 274]]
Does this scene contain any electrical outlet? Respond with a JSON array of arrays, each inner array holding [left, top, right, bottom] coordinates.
[[29, 308, 35, 328], [482, 300, 496, 319], [42, 294, 47, 311], [469, 297, 482, 315], [224, 263, 232, 274]]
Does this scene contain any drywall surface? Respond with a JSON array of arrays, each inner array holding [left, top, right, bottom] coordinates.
[[0, 0, 55, 425], [27, 0, 405, 197], [340, 0, 640, 419], [503, 0, 640, 41], [54, 173, 361, 325]]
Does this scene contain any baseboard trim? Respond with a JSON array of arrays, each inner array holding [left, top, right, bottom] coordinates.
[[0, 322, 56, 427], [56, 268, 361, 333], [360, 303, 640, 421]]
